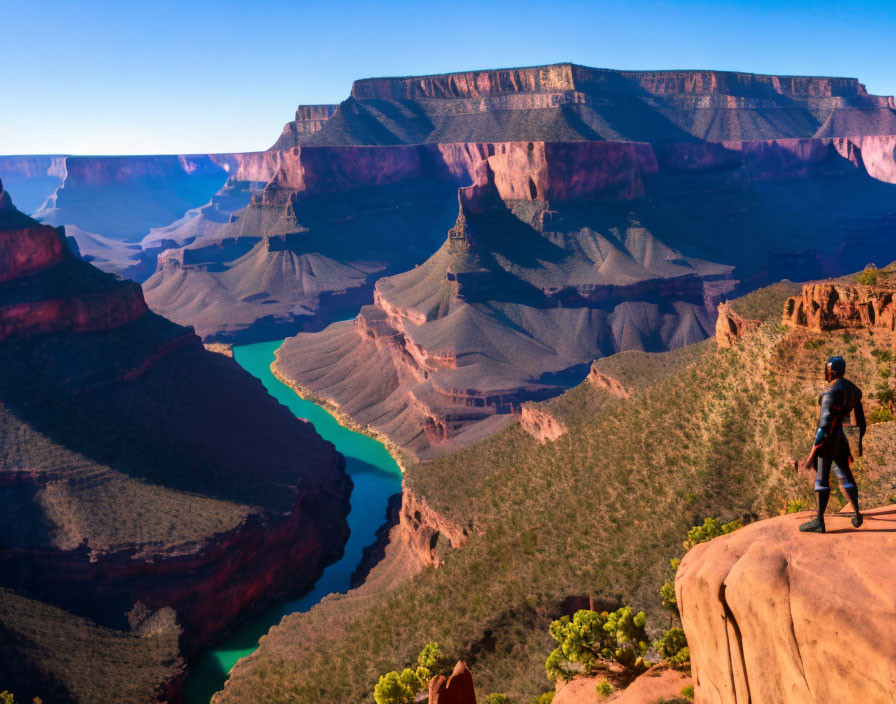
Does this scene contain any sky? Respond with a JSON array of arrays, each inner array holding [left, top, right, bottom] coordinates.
[[1, 0, 894, 155]]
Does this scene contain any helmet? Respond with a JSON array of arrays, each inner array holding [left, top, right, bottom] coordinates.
[[826, 356, 846, 378]]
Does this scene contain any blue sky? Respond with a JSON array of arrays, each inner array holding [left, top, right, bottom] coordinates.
[[2, 0, 893, 155]]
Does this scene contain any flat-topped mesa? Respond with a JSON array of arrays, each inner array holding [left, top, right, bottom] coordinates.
[[782, 282, 896, 335], [270, 104, 340, 150], [350, 64, 874, 101], [351, 64, 582, 100]]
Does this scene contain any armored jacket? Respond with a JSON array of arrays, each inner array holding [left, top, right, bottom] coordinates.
[[814, 377, 863, 452]]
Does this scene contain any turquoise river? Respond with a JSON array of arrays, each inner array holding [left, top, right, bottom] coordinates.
[[183, 339, 403, 703]]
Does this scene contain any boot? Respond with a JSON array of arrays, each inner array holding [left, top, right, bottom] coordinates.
[[845, 485, 863, 528], [799, 516, 826, 533], [800, 490, 829, 533]]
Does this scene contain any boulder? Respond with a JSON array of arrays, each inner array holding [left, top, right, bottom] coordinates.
[[676, 506, 896, 704], [429, 660, 477, 704]]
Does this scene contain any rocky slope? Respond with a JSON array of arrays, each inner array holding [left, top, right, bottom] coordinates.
[[214, 269, 896, 704], [676, 507, 896, 704], [0, 179, 352, 703], [273, 134, 896, 458]]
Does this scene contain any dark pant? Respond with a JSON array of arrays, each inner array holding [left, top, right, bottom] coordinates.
[[814, 446, 856, 492]]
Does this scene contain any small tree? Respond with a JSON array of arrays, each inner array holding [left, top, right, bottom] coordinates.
[[373, 642, 443, 704], [374, 669, 427, 704], [545, 607, 649, 682]]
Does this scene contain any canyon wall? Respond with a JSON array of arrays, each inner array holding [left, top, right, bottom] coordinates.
[[270, 104, 340, 150], [0, 199, 353, 701]]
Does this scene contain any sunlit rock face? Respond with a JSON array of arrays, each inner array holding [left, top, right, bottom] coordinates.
[[677, 507, 896, 704]]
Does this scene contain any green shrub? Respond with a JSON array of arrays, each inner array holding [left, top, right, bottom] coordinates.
[[529, 694, 554, 704], [660, 579, 678, 615], [872, 349, 893, 363], [682, 685, 695, 699], [595, 680, 614, 697], [0, 693, 41, 704], [374, 642, 443, 704], [875, 383, 894, 404], [373, 668, 429, 704], [683, 517, 742, 550], [545, 607, 649, 682], [868, 406, 894, 424], [786, 499, 808, 513], [655, 627, 690, 668], [858, 264, 879, 286], [417, 641, 442, 670], [485, 694, 513, 704], [879, 365, 892, 379]]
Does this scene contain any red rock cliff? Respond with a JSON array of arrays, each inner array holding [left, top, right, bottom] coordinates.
[[676, 507, 896, 704]]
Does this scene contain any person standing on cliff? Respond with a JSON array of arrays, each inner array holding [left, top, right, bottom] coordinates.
[[799, 356, 866, 534]]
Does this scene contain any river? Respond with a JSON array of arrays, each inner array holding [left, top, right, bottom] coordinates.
[[183, 339, 403, 703]]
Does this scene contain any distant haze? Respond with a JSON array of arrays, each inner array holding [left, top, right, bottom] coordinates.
[[3, 0, 895, 155]]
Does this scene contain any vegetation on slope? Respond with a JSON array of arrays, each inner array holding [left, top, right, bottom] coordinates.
[[218, 278, 896, 703], [0, 588, 181, 704]]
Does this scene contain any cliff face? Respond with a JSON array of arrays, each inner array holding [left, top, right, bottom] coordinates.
[[273, 135, 896, 457], [270, 104, 340, 150], [782, 282, 896, 335], [0, 201, 352, 702], [298, 64, 896, 146], [676, 508, 896, 704]]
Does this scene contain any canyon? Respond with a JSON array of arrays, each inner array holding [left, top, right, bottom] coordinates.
[[4, 62, 896, 704], [0, 179, 352, 703]]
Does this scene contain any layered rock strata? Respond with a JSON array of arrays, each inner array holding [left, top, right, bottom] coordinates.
[[782, 281, 896, 334], [0, 193, 352, 702], [300, 64, 896, 146], [676, 507, 896, 704], [270, 104, 340, 150], [274, 139, 896, 457]]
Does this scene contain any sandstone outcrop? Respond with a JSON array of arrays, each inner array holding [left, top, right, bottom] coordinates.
[[553, 665, 693, 704], [587, 364, 631, 398], [676, 507, 896, 704], [520, 404, 568, 443], [782, 282, 896, 335], [428, 661, 477, 704], [400, 488, 468, 567], [714, 301, 761, 348]]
